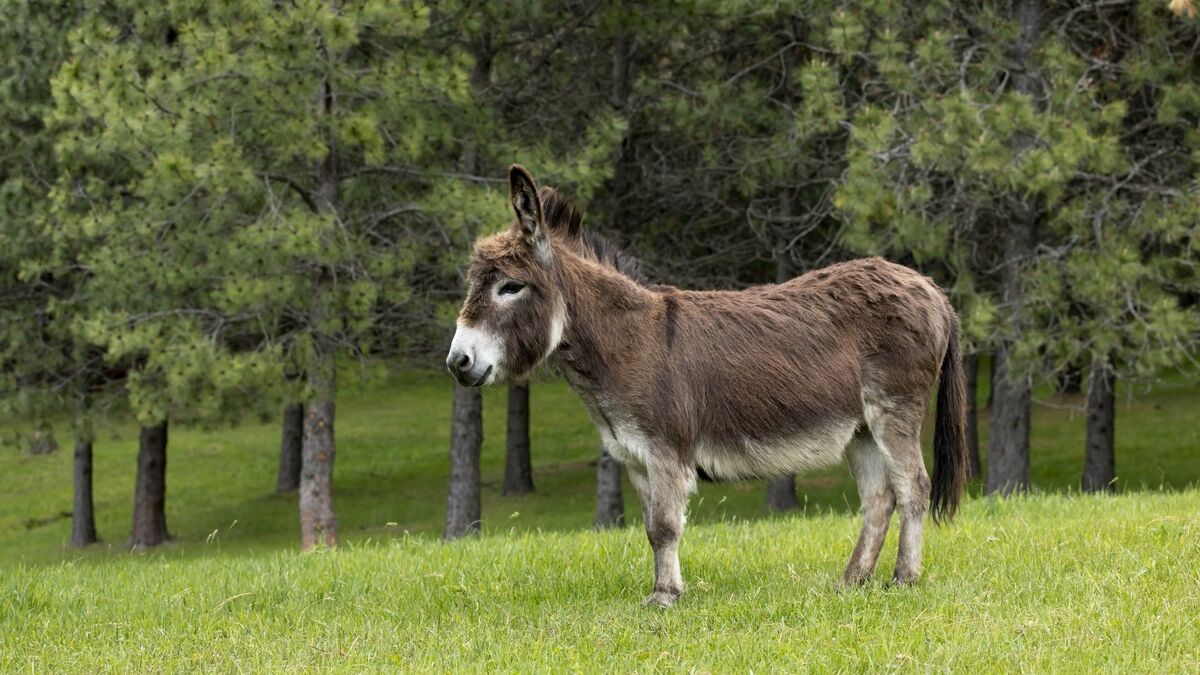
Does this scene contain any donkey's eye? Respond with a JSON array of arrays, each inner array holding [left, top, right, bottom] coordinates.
[[497, 281, 526, 296]]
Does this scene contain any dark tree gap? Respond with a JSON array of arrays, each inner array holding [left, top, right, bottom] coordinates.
[[964, 353, 982, 481]]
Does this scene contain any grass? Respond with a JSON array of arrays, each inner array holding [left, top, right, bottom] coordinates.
[[2, 491, 1199, 670], [1, 368, 1198, 669], [2, 368, 1198, 566]]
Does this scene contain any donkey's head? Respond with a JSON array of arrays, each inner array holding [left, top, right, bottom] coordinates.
[[445, 165, 567, 387]]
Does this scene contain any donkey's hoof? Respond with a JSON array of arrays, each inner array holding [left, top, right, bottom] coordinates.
[[837, 574, 871, 591], [643, 590, 681, 608], [890, 572, 921, 587]]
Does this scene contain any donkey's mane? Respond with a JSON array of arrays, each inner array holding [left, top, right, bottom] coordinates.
[[539, 186, 647, 286]]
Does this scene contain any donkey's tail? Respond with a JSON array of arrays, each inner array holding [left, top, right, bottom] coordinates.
[[931, 314, 969, 523]]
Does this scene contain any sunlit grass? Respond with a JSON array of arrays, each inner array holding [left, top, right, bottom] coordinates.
[[1, 491, 1198, 670]]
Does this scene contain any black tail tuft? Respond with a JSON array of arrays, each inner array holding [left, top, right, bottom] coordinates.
[[931, 316, 969, 523]]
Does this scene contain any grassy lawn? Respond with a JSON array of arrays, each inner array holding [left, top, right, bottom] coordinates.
[[1, 369, 1199, 669], [2, 491, 1199, 670], [1, 369, 1199, 566]]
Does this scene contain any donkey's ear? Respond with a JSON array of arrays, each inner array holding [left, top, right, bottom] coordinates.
[[509, 164, 544, 241]]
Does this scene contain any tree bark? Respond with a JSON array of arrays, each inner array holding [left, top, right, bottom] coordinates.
[[503, 383, 534, 496], [1082, 358, 1116, 493], [764, 14, 802, 513], [441, 33, 492, 540], [594, 447, 625, 529], [300, 352, 338, 549], [445, 383, 483, 540], [297, 62, 342, 550], [986, 350, 1031, 495], [964, 352, 982, 481], [276, 402, 304, 493], [987, 0, 1043, 496], [766, 475, 800, 512], [591, 27, 632, 531], [130, 420, 169, 548], [987, 354, 997, 409], [70, 438, 98, 547]]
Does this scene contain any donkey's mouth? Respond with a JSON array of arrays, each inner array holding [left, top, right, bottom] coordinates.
[[470, 365, 494, 388]]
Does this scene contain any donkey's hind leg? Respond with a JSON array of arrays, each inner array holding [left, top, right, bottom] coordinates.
[[865, 402, 931, 585], [841, 431, 897, 587], [638, 456, 694, 607]]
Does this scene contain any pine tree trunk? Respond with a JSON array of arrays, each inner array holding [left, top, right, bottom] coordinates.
[[442, 34, 492, 541], [1082, 358, 1116, 493], [300, 352, 338, 549], [766, 475, 800, 512], [763, 15, 802, 513], [986, 351, 1031, 495], [591, 28, 631, 531], [964, 352, 982, 481], [986, 0, 1043, 496], [297, 62, 342, 550], [70, 438, 97, 547], [130, 420, 169, 548], [445, 384, 483, 540], [503, 383, 534, 496], [276, 402, 303, 493], [594, 447, 625, 529]]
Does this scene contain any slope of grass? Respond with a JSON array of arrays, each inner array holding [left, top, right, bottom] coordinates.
[[2, 491, 1199, 671], [1, 370, 1199, 566]]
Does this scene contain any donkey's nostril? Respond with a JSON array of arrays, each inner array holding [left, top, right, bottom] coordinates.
[[447, 350, 472, 373]]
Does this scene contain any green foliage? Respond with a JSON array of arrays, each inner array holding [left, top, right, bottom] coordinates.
[[829, 1, 1200, 378], [40, 0, 507, 422]]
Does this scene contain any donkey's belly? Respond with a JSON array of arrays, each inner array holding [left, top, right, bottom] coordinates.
[[694, 421, 859, 482]]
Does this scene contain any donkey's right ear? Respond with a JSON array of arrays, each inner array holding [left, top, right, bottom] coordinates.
[[509, 164, 544, 242]]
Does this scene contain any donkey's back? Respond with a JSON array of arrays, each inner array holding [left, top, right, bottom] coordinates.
[[640, 258, 955, 479]]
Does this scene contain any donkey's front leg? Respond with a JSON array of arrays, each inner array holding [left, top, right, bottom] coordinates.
[[638, 458, 693, 607]]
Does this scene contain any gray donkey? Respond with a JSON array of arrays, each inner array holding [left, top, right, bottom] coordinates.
[[447, 165, 968, 607]]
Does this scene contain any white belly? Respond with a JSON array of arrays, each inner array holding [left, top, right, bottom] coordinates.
[[694, 421, 859, 481]]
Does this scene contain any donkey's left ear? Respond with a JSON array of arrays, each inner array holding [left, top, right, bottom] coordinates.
[[509, 164, 544, 242]]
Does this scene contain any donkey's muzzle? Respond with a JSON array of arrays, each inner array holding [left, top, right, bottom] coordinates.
[[446, 349, 492, 387]]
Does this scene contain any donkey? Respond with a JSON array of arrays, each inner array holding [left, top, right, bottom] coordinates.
[[447, 165, 968, 607]]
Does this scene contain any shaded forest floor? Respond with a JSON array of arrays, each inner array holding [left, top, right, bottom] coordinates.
[[3, 491, 1199, 670], [1, 369, 1199, 566]]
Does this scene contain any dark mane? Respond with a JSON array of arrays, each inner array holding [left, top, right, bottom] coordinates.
[[539, 186, 647, 285]]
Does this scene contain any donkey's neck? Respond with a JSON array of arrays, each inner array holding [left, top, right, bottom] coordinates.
[[549, 244, 657, 391]]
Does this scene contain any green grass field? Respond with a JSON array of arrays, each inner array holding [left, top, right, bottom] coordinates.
[[2, 370, 1199, 669], [3, 492, 1199, 670]]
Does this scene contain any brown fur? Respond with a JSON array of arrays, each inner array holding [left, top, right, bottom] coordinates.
[[449, 165, 969, 604]]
